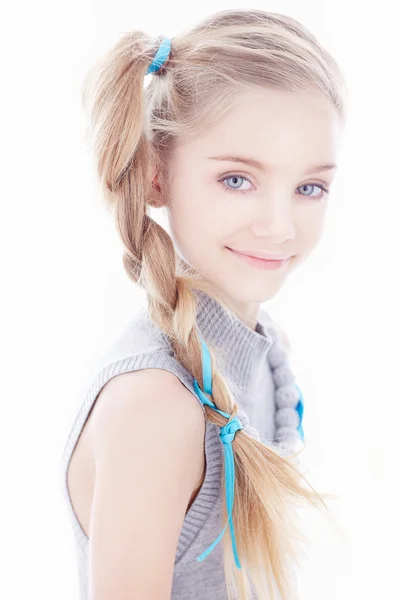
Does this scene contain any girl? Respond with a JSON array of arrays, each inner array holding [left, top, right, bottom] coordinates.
[[60, 8, 347, 600]]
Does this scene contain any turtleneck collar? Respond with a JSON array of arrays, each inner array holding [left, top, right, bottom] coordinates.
[[194, 289, 273, 396]]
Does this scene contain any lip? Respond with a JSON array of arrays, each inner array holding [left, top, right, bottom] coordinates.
[[226, 247, 292, 270], [226, 248, 292, 260]]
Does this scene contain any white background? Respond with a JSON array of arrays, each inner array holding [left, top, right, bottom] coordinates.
[[5, 0, 398, 598]]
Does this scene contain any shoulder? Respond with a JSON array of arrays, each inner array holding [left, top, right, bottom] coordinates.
[[88, 368, 206, 460], [94, 308, 174, 374]]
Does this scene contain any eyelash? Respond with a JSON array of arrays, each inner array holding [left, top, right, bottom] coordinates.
[[218, 174, 330, 200]]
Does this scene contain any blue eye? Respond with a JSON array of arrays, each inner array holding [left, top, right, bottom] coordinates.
[[218, 174, 330, 200], [298, 183, 330, 199], [219, 174, 253, 194]]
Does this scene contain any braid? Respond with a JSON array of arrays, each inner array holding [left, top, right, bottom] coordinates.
[[140, 218, 237, 431]]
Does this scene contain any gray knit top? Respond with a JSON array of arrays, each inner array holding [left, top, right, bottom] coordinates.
[[59, 289, 303, 599]]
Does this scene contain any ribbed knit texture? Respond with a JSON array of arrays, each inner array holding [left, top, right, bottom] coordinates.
[[59, 290, 298, 599]]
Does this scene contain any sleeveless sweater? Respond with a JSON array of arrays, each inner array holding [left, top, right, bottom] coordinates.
[[59, 290, 294, 599]]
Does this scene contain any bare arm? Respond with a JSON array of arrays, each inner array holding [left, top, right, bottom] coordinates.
[[87, 369, 206, 600]]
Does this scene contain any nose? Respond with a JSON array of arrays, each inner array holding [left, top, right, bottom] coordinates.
[[249, 195, 296, 241]]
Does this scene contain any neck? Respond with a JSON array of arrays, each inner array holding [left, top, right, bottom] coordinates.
[[193, 289, 273, 394], [197, 284, 262, 332]]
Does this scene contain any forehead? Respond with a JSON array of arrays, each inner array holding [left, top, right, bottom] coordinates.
[[173, 88, 342, 172]]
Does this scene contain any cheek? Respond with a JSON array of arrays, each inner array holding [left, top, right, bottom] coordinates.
[[297, 205, 327, 245], [166, 199, 211, 266], [168, 191, 235, 246], [168, 201, 209, 247]]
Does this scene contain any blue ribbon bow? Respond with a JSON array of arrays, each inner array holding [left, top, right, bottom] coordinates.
[[193, 334, 243, 569]]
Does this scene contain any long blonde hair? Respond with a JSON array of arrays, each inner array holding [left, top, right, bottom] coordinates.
[[81, 9, 347, 600]]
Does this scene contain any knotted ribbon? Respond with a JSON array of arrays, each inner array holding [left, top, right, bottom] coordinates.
[[192, 331, 305, 569], [193, 334, 243, 569]]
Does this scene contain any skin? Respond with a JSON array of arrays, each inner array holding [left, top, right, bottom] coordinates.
[[149, 87, 343, 330]]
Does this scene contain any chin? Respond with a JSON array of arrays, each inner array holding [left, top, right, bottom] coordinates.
[[223, 279, 286, 304]]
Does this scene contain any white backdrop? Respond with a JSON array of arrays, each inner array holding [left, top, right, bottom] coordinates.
[[10, 0, 399, 598]]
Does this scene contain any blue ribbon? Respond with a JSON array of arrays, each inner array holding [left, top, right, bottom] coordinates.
[[294, 383, 305, 441], [146, 36, 172, 74], [193, 334, 243, 569], [192, 336, 305, 569]]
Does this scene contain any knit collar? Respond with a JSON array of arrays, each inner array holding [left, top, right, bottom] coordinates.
[[194, 289, 273, 396]]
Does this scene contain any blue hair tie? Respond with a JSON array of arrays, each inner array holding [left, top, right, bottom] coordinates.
[[146, 36, 172, 75], [193, 334, 243, 569]]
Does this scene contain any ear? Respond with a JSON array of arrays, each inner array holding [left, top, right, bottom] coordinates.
[[147, 169, 167, 208]]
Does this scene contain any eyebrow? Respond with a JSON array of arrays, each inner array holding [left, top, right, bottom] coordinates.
[[208, 154, 337, 175]]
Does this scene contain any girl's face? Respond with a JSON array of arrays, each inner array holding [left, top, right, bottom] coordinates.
[[154, 88, 343, 322]]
